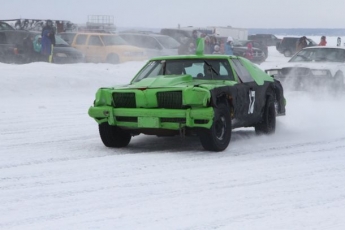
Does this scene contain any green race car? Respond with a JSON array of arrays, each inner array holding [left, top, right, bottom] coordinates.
[[88, 40, 286, 151]]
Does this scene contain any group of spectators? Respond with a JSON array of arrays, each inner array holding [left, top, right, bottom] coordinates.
[[178, 30, 254, 60], [23, 20, 56, 63], [178, 30, 231, 55]]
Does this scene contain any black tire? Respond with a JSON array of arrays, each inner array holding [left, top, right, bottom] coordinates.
[[199, 103, 232, 152], [106, 53, 120, 64], [284, 49, 291, 57], [276, 42, 280, 50], [255, 97, 276, 135], [98, 123, 131, 147]]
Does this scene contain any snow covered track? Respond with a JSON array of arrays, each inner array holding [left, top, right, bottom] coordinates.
[[1, 45, 345, 229]]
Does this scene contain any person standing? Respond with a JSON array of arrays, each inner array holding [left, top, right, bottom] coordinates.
[[296, 36, 307, 52], [319, 36, 327, 46], [224, 36, 234, 55], [337, 37, 341, 46], [245, 42, 254, 60], [41, 20, 56, 62], [204, 36, 213, 54], [212, 45, 222, 54]]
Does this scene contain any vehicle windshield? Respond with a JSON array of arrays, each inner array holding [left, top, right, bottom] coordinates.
[[155, 36, 180, 49], [289, 48, 345, 63], [100, 35, 128, 46], [132, 59, 235, 83], [55, 35, 69, 46]]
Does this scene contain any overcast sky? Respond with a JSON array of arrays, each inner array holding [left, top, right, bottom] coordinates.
[[2, 0, 345, 29]]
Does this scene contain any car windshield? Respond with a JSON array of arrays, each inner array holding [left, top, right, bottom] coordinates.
[[100, 35, 128, 46], [55, 35, 69, 46], [59, 33, 75, 44], [132, 59, 235, 83], [155, 36, 180, 49], [289, 48, 345, 63]]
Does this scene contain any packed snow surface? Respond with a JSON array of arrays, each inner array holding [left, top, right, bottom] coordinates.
[[1, 36, 345, 230]]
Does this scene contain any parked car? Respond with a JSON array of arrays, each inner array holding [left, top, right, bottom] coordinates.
[[234, 40, 268, 58], [118, 32, 180, 58], [0, 30, 84, 64], [266, 46, 345, 92], [88, 40, 286, 152], [248, 34, 281, 46], [0, 30, 26, 63], [63, 32, 147, 64], [233, 40, 268, 64], [232, 46, 266, 64], [276, 36, 317, 57]]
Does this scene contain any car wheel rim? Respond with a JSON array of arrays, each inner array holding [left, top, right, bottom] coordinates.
[[215, 116, 226, 140]]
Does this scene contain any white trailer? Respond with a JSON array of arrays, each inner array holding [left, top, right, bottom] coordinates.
[[207, 26, 248, 40]]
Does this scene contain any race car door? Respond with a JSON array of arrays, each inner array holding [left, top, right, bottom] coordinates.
[[230, 59, 263, 127]]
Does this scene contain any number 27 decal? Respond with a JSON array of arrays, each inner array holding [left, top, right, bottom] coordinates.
[[248, 90, 255, 114]]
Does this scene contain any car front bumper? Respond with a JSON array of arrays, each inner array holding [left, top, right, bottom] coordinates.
[[88, 106, 214, 130]]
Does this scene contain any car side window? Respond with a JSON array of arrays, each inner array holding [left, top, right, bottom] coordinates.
[[120, 34, 136, 45], [134, 35, 146, 47], [75, 34, 87, 45], [230, 59, 254, 83], [88, 35, 103, 46], [121, 35, 145, 48], [143, 36, 161, 50]]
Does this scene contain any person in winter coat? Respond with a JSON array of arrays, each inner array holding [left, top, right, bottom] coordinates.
[[204, 36, 213, 54], [188, 42, 196, 54], [319, 36, 327, 46], [296, 36, 307, 52], [245, 42, 254, 60], [41, 20, 56, 62], [212, 45, 222, 54], [224, 36, 234, 55]]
